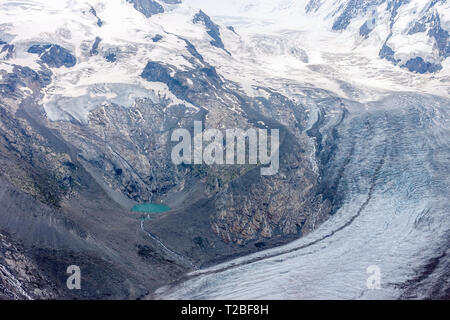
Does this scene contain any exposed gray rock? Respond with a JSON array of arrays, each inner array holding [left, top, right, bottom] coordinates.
[[127, 0, 164, 18], [27, 44, 76, 68], [193, 10, 229, 54], [90, 37, 102, 56]]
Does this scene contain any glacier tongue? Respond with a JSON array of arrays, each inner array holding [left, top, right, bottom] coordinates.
[[155, 93, 450, 299], [0, 0, 449, 300]]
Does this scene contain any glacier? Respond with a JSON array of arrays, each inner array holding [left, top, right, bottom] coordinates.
[[155, 93, 450, 299]]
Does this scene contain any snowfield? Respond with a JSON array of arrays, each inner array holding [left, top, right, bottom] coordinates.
[[1, 0, 449, 123]]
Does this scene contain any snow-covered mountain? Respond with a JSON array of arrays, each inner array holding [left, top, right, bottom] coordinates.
[[0, 0, 449, 300], [1, 0, 449, 122], [186, 0, 450, 72]]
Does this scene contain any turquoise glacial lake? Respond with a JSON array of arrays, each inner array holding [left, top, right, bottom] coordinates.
[[131, 203, 171, 213]]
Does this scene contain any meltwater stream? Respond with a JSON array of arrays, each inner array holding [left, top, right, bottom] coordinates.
[[155, 93, 450, 299]]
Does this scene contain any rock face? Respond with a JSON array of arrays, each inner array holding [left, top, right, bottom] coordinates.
[[154, 92, 450, 300], [408, 10, 449, 59], [0, 59, 191, 299], [379, 5, 448, 73], [0, 29, 331, 299], [0, 59, 331, 294], [0, 6, 334, 292], [193, 10, 227, 51], [127, 0, 164, 17], [0, 231, 57, 300], [402, 56, 442, 73], [30, 36, 330, 266], [27, 44, 76, 68], [142, 89, 332, 265], [307, 0, 449, 73]]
